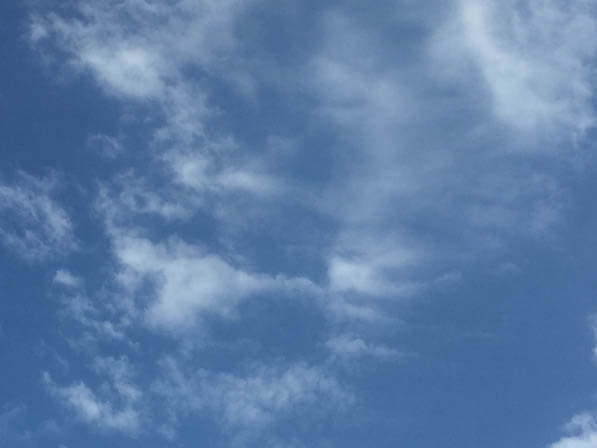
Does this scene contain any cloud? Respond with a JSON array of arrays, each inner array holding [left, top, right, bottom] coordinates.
[[31, 0, 251, 134], [29, 1, 597, 445], [112, 234, 315, 331], [92, 356, 141, 405], [166, 142, 280, 197], [327, 233, 422, 297], [0, 172, 74, 260], [33, 0, 283, 230], [97, 171, 197, 223], [0, 404, 26, 440], [43, 361, 141, 435], [53, 270, 83, 288], [153, 358, 352, 435], [308, 13, 436, 312], [86, 134, 123, 159], [549, 414, 597, 448], [307, 4, 575, 326], [60, 294, 130, 344], [435, 0, 597, 137], [547, 316, 597, 448], [34, 0, 581, 346], [326, 334, 401, 359]]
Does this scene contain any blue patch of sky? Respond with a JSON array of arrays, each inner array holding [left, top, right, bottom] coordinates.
[[1, 1, 597, 448]]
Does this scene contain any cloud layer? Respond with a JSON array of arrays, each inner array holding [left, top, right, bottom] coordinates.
[[10, 0, 597, 446]]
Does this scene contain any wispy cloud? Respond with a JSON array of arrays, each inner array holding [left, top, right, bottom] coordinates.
[[58, 293, 132, 348], [53, 269, 83, 288], [153, 357, 352, 440], [30, 0, 250, 140], [113, 234, 315, 331], [0, 172, 74, 260], [86, 134, 123, 159], [434, 0, 597, 138], [326, 334, 401, 359], [308, 4, 574, 323], [43, 361, 141, 435], [26, 0, 597, 445], [0, 404, 30, 444]]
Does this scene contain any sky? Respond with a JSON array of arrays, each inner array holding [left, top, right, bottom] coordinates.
[[1, 0, 597, 447]]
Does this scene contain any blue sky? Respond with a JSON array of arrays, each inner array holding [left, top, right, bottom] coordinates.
[[2, 0, 597, 447]]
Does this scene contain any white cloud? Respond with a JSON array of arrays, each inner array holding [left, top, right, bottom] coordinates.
[[311, 12, 416, 152], [31, 0, 250, 135], [326, 334, 400, 359], [93, 356, 141, 404], [176, 158, 278, 195], [547, 316, 597, 448], [30, 2, 597, 444], [328, 300, 392, 324], [112, 234, 314, 331], [153, 358, 352, 431], [53, 269, 83, 288], [550, 414, 597, 448], [327, 234, 421, 297], [86, 134, 123, 159], [33, 0, 282, 225], [60, 295, 129, 343], [309, 12, 437, 309], [308, 5, 575, 322], [43, 371, 140, 435], [165, 139, 281, 197], [0, 172, 74, 260], [97, 172, 197, 223], [436, 0, 597, 137]]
